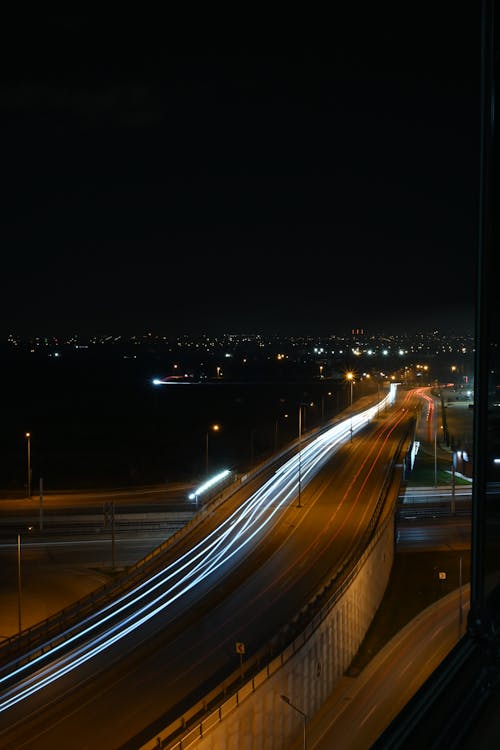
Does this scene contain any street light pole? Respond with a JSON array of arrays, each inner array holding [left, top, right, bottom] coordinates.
[[298, 406, 302, 508], [345, 374, 355, 443], [25, 432, 31, 498], [346, 371, 355, 407], [280, 694, 307, 750], [451, 454, 456, 514], [205, 431, 209, 474], [458, 554, 463, 637], [434, 427, 438, 487], [205, 424, 220, 474], [17, 533, 22, 633], [250, 428, 256, 468]]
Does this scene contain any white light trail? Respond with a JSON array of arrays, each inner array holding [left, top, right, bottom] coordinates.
[[0, 386, 397, 712]]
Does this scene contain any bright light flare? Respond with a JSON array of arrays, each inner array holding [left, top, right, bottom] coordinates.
[[188, 469, 231, 500], [0, 384, 399, 713]]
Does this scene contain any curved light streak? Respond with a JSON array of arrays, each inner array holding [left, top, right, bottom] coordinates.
[[0, 386, 397, 713]]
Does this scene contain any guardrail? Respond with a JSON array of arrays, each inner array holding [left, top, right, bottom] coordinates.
[[0, 390, 393, 680], [398, 502, 472, 519], [0, 475, 246, 669], [134, 421, 412, 750], [0, 398, 358, 664], [0, 431, 318, 670]]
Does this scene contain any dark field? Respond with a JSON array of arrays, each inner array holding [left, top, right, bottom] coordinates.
[[2, 352, 350, 492]]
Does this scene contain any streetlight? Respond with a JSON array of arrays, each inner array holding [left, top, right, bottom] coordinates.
[[280, 694, 307, 750], [274, 413, 289, 451], [297, 401, 314, 508], [17, 533, 22, 632], [17, 526, 33, 633], [434, 427, 438, 487], [298, 405, 303, 507], [297, 404, 312, 508], [250, 428, 256, 468], [25, 432, 31, 498], [205, 424, 220, 474], [321, 392, 332, 421], [346, 371, 355, 406]]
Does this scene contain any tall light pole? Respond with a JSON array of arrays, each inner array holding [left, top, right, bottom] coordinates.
[[250, 428, 256, 468], [205, 424, 220, 474], [16, 526, 33, 633], [298, 405, 303, 508], [346, 371, 354, 406], [275, 413, 288, 451], [458, 554, 463, 638], [345, 373, 355, 442], [17, 533, 22, 632], [323, 391, 332, 421], [434, 427, 438, 487], [25, 432, 31, 498], [280, 694, 307, 750], [451, 452, 456, 514], [297, 402, 313, 506]]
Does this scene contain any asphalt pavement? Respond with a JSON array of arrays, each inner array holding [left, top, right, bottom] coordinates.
[[0, 388, 473, 748]]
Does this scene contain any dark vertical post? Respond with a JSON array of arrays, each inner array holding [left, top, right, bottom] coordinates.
[[111, 501, 116, 571], [39, 477, 44, 532], [297, 406, 302, 508], [26, 432, 31, 498], [469, 0, 496, 635], [17, 533, 22, 633]]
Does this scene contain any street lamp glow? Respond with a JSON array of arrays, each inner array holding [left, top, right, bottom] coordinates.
[[205, 424, 221, 474], [188, 469, 231, 500], [298, 406, 303, 508], [345, 372, 355, 406], [17, 525, 33, 633], [0, 385, 399, 712]]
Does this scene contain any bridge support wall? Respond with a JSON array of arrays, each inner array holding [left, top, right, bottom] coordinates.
[[156, 506, 396, 750]]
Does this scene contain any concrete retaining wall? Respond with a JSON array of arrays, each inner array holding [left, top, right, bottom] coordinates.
[[151, 504, 396, 750]]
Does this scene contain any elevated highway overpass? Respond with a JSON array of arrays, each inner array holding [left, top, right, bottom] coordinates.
[[0, 384, 421, 749]]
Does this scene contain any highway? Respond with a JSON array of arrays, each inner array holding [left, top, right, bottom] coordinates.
[[0, 385, 416, 749], [288, 500, 471, 750], [291, 584, 470, 750], [288, 387, 473, 749], [0, 485, 199, 636]]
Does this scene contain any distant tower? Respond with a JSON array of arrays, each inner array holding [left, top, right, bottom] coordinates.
[[350, 328, 365, 348]]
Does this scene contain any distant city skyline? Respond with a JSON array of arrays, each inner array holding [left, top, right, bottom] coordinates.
[[3, 327, 476, 362], [3, 320, 477, 343]]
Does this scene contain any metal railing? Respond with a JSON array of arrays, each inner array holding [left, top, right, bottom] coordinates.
[[131, 422, 413, 749]]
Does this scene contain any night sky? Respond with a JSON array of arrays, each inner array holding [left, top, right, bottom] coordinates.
[[2, 9, 481, 338]]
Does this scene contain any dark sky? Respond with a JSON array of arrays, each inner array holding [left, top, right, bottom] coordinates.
[[1, 9, 481, 337]]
